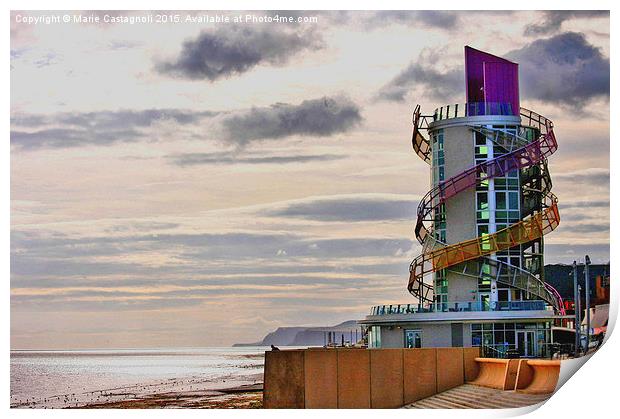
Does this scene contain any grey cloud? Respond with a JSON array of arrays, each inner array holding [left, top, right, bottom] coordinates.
[[12, 230, 412, 270], [219, 96, 362, 145], [12, 96, 359, 149], [11, 227, 414, 310], [12, 264, 402, 291], [11, 256, 151, 278], [378, 32, 610, 107], [11, 108, 215, 128], [284, 238, 412, 258], [371, 11, 460, 30], [554, 168, 609, 185], [561, 223, 609, 234], [375, 52, 463, 102], [11, 109, 216, 149], [524, 11, 609, 36], [168, 151, 346, 167], [105, 222, 180, 233], [107, 40, 142, 50], [156, 26, 322, 81], [11, 295, 209, 312], [560, 199, 609, 210], [265, 196, 415, 222], [177, 235, 413, 260], [506, 32, 609, 106], [33, 51, 60, 68], [545, 243, 609, 265], [11, 127, 144, 149]]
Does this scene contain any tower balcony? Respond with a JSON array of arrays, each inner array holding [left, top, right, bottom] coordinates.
[[370, 300, 549, 316], [433, 102, 516, 122], [362, 300, 556, 326]]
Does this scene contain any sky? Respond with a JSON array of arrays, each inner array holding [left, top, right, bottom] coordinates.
[[10, 10, 610, 349]]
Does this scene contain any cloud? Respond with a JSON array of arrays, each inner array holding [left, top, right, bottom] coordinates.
[[545, 243, 610, 264], [524, 11, 609, 36], [506, 32, 609, 106], [11, 109, 216, 149], [12, 96, 360, 149], [155, 26, 323, 81], [562, 223, 609, 234], [264, 195, 416, 222], [218, 96, 362, 145], [168, 151, 345, 167], [370, 11, 460, 30], [105, 222, 180, 233], [375, 50, 463, 102], [376, 31, 609, 107], [11, 229, 413, 269], [560, 199, 609, 210], [554, 168, 609, 185]]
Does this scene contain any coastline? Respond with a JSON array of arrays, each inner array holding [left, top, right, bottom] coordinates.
[[75, 382, 264, 409], [11, 371, 264, 409], [11, 348, 267, 409]]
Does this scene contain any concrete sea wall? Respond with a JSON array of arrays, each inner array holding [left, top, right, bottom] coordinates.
[[263, 347, 480, 408]]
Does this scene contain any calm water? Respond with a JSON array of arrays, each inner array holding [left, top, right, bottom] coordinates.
[[10, 347, 268, 404]]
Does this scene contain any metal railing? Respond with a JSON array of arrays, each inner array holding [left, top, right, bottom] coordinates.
[[369, 300, 547, 316], [540, 343, 575, 359], [433, 102, 515, 122], [480, 343, 518, 359], [408, 104, 560, 311]]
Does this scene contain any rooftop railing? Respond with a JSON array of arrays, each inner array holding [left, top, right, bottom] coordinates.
[[369, 300, 548, 316], [433, 102, 515, 122]]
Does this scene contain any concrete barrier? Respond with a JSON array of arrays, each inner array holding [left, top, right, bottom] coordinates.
[[370, 349, 404, 408], [403, 348, 436, 404], [263, 349, 305, 408], [467, 357, 522, 391], [304, 349, 337, 408], [337, 349, 371, 408], [264, 347, 484, 408], [436, 348, 464, 392], [468, 358, 509, 389], [463, 347, 480, 382], [515, 359, 560, 394]]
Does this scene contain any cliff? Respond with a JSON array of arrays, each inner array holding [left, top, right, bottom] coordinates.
[[233, 320, 360, 347]]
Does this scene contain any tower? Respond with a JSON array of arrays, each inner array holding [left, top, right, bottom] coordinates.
[[409, 46, 560, 314], [361, 46, 560, 357]]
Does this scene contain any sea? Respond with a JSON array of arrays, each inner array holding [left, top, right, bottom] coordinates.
[[10, 346, 269, 407]]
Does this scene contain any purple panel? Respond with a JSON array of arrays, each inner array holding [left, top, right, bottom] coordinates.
[[464, 46, 519, 115], [465, 46, 486, 104], [483, 61, 519, 114]]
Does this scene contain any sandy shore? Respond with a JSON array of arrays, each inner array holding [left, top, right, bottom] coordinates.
[[11, 372, 264, 409], [76, 383, 263, 409]]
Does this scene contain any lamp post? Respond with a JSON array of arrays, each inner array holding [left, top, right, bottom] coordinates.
[[573, 261, 580, 357], [584, 255, 591, 354]]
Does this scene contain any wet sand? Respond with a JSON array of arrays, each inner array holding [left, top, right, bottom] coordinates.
[[76, 383, 263, 409], [11, 373, 264, 409]]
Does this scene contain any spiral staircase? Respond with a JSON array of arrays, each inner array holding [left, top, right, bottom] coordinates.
[[408, 104, 561, 312]]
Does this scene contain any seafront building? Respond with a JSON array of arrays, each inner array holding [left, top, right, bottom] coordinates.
[[359, 46, 563, 357]]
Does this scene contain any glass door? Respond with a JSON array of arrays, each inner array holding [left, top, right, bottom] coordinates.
[[516, 331, 536, 357], [405, 330, 422, 348], [479, 293, 491, 311]]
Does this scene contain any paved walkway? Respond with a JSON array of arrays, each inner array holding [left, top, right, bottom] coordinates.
[[403, 384, 553, 409]]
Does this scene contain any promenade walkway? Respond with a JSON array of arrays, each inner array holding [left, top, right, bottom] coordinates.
[[403, 384, 552, 409]]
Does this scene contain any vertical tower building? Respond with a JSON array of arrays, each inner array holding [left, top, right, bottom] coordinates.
[[360, 46, 561, 358]]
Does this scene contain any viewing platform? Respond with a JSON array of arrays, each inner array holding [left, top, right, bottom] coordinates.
[[362, 300, 555, 325]]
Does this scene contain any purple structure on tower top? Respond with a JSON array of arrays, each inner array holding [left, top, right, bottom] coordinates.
[[464, 45, 519, 115]]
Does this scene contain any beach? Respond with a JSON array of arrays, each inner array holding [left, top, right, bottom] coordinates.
[[11, 347, 266, 409]]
